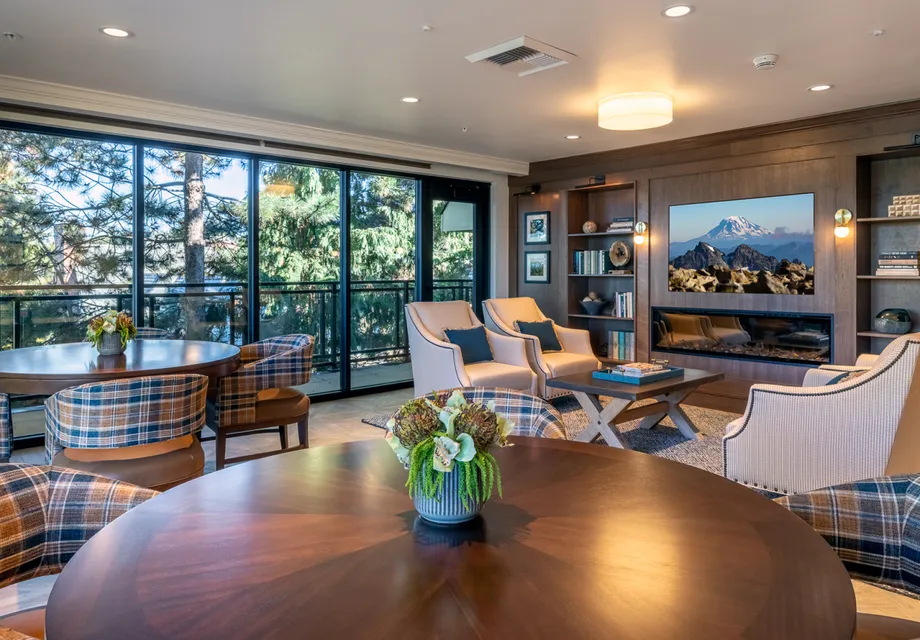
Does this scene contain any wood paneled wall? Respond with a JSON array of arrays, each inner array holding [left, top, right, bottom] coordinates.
[[509, 99, 920, 388]]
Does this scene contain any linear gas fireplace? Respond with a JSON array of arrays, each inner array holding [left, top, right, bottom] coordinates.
[[652, 307, 833, 366]]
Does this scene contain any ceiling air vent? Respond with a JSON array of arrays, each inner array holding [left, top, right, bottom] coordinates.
[[466, 36, 576, 77]]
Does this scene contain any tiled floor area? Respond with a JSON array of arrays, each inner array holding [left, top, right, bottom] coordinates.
[[6, 386, 920, 625]]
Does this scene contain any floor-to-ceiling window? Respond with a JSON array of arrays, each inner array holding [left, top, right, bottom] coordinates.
[[258, 161, 342, 394], [0, 120, 490, 448], [348, 172, 417, 390], [143, 147, 250, 343]]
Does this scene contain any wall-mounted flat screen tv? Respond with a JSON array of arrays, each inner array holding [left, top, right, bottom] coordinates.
[[668, 193, 815, 295]]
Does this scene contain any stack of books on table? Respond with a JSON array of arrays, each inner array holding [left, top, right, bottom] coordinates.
[[605, 217, 634, 233], [607, 331, 635, 361], [876, 251, 919, 277], [616, 362, 665, 376]]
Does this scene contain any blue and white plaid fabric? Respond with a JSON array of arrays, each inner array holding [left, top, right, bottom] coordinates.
[[214, 334, 314, 427], [776, 474, 920, 594], [44, 374, 208, 464], [0, 463, 156, 590], [0, 394, 11, 463], [421, 387, 568, 440]]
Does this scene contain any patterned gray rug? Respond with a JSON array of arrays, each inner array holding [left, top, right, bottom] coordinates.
[[363, 396, 740, 477]]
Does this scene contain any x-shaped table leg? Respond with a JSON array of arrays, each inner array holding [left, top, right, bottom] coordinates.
[[572, 392, 633, 449], [637, 389, 702, 441]]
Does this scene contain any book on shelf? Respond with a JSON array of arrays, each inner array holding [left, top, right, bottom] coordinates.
[[878, 251, 920, 258], [875, 269, 920, 276], [607, 330, 635, 361], [572, 250, 613, 275], [878, 259, 919, 266], [610, 292, 633, 318]]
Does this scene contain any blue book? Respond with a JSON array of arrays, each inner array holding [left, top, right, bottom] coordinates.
[[593, 367, 685, 385]]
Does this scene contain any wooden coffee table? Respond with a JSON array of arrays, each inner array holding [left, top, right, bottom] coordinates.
[[547, 368, 725, 449]]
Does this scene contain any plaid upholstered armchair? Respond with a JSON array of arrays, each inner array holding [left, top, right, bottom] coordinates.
[[778, 475, 920, 640], [207, 334, 314, 469], [0, 464, 157, 639], [44, 374, 208, 491], [420, 387, 569, 440], [0, 395, 11, 464]]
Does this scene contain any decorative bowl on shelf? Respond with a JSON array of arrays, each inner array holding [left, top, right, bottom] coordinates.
[[580, 300, 607, 316], [874, 308, 912, 335]]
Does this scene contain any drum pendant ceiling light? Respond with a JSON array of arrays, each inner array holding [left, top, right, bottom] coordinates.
[[598, 93, 673, 130]]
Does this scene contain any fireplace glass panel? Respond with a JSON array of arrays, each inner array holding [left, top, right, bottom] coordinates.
[[652, 308, 832, 365]]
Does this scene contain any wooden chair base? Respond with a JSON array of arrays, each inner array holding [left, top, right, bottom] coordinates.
[[211, 414, 309, 470]]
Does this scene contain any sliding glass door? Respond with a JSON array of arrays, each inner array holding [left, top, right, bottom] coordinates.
[[257, 161, 342, 394], [348, 172, 417, 390]]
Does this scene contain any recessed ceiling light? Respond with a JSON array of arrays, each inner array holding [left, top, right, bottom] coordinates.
[[100, 27, 133, 38], [808, 84, 833, 92], [400, 97, 420, 103], [663, 5, 693, 17], [565, 135, 581, 140]]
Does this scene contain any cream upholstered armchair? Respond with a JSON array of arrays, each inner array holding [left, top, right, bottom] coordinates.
[[723, 333, 920, 495], [482, 297, 599, 399], [406, 301, 537, 397]]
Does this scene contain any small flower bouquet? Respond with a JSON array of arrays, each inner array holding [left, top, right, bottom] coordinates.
[[86, 310, 137, 355], [386, 390, 515, 524]]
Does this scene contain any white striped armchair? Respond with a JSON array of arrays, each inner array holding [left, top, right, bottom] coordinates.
[[723, 333, 920, 495]]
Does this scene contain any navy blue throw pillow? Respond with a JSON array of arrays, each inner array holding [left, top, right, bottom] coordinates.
[[516, 320, 563, 353], [444, 326, 494, 365]]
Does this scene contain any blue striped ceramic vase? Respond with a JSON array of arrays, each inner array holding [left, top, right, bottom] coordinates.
[[413, 465, 484, 526], [96, 333, 126, 356]]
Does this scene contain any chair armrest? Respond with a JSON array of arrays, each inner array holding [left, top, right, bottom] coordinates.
[[803, 368, 847, 387], [487, 331, 530, 369], [405, 314, 471, 395], [856, 353, 880, 367], [555, 325, 597, 360]]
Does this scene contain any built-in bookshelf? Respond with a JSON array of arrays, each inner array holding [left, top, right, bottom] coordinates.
[[565, 182, 638, 360], [855, 149, 920, 354]]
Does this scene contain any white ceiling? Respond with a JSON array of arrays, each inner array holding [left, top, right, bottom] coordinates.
[[1, 0, 920, 165]]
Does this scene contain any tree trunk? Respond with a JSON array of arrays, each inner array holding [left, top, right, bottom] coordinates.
[[183, 152, 205, 338]]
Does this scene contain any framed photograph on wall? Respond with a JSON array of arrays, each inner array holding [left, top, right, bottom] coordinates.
[[524, 211, 550, 245], [524, 251, 551, 284]]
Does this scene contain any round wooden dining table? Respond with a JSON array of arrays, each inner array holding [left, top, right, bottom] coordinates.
[[0, 340, 240, 394], [45, 438, 856, 640]]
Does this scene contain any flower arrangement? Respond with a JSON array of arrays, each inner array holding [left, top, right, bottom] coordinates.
[[386, 390, 515, 509], [86, 310, 137, 349]]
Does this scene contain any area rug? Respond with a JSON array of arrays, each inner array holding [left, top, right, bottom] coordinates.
[[363, 396, 741, 477]]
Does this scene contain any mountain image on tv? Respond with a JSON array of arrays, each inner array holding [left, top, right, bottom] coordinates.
[[668, 194, 815, 295]]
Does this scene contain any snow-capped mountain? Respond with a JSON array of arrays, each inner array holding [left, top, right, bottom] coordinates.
[[702, 216, 771, 241], [669, 215, 813, 265]]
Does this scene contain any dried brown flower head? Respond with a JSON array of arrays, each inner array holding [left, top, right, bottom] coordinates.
[[392, 399, 440, 448], [454, 403, 499, 449]]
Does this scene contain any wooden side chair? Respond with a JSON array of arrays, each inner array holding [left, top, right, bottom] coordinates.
[[44, 374, 208, 491], [0, 394, 11, 464], [207, 334, 314, 470], [0, 464, 157, 639]]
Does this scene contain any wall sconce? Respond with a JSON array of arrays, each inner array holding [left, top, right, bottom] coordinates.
[[834, 208, 852, 238], [634, 221, 648, 245]]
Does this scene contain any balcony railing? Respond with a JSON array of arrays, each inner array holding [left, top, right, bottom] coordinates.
[[0, 279, 473, 372]]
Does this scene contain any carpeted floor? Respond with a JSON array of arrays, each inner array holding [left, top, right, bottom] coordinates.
[[363, 396, 741, 477]]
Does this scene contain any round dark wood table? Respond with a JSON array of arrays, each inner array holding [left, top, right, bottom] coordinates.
[[0, 340, 240, 394], [44, 438, 856, 640]]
